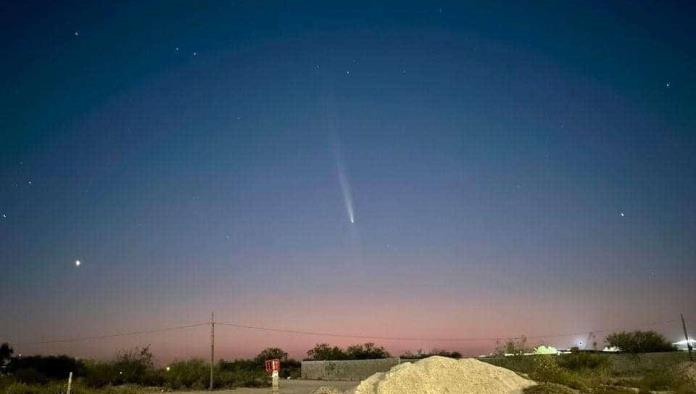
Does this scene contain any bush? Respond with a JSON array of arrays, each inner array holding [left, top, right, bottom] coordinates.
[[345, 343, 390, 359], [83, 361, 117, 388], [111, 346, 154, 385], [163, 359, 208, 390], [400, 349, 462, 359], [529, 356, 587, 391], [13, 368, 48, 385], [217, 359, 269, 388], [280, 358, 301, 379], [496, 336, 531, 356], [81, 346, 163, 388], [557, 353, 610, 371], [306, 344, 348, 360], [255, 348, 288, 363], [606, 331, 675, 353], [9, 355, 84, 383]]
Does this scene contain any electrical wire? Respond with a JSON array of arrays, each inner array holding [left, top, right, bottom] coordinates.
[[14, 322, 209, 345], [10, 318, 681, 346]]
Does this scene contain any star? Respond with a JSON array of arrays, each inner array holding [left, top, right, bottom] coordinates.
[[346, 70, 350, 75], [1, 213, 6, 219], [175, 47, 180, 52], [619, 212, 625, 217], [192, 51, 197, 56], [27, 180, 32, 185], [665, 81, 671, 88], [74, 31, 79, 36], [75, 260, 81, 267]]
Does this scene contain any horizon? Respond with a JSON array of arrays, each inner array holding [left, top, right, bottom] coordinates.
[[1, 1, 695, 365]]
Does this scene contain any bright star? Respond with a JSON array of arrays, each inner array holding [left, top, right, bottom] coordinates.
[[74, 31, 79, 36], [75, 260, 81, 267], [665, 81, 671, 88], [620, 212, 625, 217]]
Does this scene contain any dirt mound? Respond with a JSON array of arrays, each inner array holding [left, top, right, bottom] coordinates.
[[352, 356, 536, 394]]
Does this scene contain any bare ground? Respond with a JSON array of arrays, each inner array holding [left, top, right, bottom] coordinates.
[[147, 380, 357, 394]]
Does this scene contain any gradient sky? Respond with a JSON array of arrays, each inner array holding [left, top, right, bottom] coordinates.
[[1, 1, 695, 362]]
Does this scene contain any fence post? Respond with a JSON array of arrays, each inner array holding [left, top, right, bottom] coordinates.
[[66, 371, 72, 394]]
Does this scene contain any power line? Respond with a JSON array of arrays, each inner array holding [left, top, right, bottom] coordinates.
[[215, 318, 679, 343], [9, 318, 681, 346], [14, 322, 209, 346]]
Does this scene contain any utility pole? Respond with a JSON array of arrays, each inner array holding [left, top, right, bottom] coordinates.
[[210, 311, 215, 390], [681, 314, 693, 362]]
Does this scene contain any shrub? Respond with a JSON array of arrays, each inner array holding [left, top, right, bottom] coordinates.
[[345, 343, 390, 359], [529, 356, 587, 390], [280, 358, 301, 379], [400, 349, 462, 359], [111, 346, 154, 385], [163, 359, 208, 389], [9, 355, 84, 383], [255, 348, 288, 363], [83, 361, 117, 388], [606, 331, 675, 353], [306, 344, 348, 360], [557, 352, 610, 371], [496, 336, 531, 356], [217, 359, 269, 388]]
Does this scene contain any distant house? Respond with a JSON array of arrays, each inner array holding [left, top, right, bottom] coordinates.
[[673, 339, 695, 351]]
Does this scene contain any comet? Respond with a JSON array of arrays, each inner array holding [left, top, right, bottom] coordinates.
[[337, 164, 355, 224], [332, 135, 355, 224]]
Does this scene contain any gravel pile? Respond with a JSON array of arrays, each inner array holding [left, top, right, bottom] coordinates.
[[352, 356, 536, 394]]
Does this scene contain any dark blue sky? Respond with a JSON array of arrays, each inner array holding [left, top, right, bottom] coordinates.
[[1, 1, 695, 360]]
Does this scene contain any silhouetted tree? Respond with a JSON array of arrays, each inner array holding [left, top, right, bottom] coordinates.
[[9, 355, 84, 382], [255, 347, 288, 363], [345, 343, 390, 359], [0, 343, 13, 370], [306, 343, 347, 360], [606, 331, 675, 353], [113, 345, 155, 384]]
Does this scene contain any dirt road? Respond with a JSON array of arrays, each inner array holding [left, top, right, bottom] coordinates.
[[149, 380, 357, 394]]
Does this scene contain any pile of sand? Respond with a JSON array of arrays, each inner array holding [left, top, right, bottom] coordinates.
[[352, 356, 536, 394]]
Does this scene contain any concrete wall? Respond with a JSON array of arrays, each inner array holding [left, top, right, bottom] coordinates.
[[301, 358, 402, 381]]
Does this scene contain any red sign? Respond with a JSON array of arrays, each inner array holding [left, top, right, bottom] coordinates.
[[265, 359, 280, 374]]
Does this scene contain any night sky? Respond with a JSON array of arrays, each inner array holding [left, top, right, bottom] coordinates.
[[1, 1, 695, 361]]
